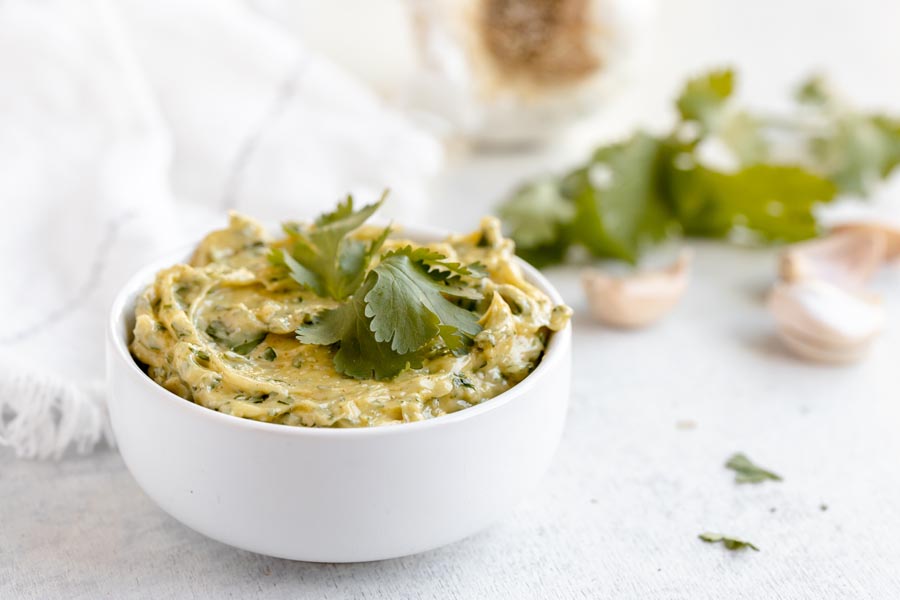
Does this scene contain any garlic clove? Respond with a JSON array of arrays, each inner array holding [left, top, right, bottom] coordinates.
[[767, 279, 884, 363], [831, 221, 900, 263], [582, 251, 691, 328], [776, 323, 875, 364], [778, 229, 886, 288]]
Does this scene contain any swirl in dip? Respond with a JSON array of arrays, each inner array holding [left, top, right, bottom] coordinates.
[[130, 214, 571, 427]]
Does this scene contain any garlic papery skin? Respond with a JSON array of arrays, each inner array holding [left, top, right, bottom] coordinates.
[[582, 251, 691, 328], [779, 229, 886, 289], [832, 221, 900, 263], [767, 280, 885, 364], [404, 0, 655, 147]]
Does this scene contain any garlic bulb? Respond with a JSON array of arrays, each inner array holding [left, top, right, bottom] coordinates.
[[767, 280, 884, 364], [582, 251, 691, 328], [404, 0, 655, 146], [778, 229, 886, 289]]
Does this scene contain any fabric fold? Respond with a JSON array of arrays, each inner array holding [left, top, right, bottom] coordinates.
[[0, 0, 441, 459]]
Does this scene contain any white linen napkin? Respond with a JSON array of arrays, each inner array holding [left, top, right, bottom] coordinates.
[[0, 0, 442, 458]]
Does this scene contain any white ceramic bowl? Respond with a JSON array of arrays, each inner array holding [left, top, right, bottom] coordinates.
[[106, 226, 572, 562]]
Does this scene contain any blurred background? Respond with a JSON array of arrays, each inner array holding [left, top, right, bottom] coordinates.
[[8, 0, 900, 235], [267, 0, 900, 229]]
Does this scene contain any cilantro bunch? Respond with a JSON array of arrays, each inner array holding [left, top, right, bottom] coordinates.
[[271, 196, 485, 380], [499, 69, 900, 267]]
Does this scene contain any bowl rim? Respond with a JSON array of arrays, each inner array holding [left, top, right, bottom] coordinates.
[[107, 221, 571, 439]]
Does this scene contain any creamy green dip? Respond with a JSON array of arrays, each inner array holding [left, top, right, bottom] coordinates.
[[130, 214, 571, 427]]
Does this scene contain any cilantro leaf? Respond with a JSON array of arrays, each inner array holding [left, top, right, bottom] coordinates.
[[795, 75, 830, 106], [205, 320, 268, 355], [870, 117, 900, 178], [277, 198, 487, 381], [297, 276, 425, 380], [273, 192, 390, 299], [676, 69, 768, 165], [795, 75, 900, 196], [498, 179, 576, 263], [569, 132, 672, 264], [366, 248, 483, 354], [699, 532, 759, 552], [231, 332, 268, 356], [297, 247, 484, 380], [716, 112, 769, 166], [725, 453, 782, 484], [810, 113, 900, 196], [496, 68, 888, 268], [676, 69, 734, 131], [669, 163, 835, 242], [383, 246, 485, 289]]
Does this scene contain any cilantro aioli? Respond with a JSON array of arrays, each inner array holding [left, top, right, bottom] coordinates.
[[130, 213, 571, 427]]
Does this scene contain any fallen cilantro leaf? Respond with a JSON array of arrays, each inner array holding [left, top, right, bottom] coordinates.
[[272, 192, 390, 300], [297, 247, 484, 380], [725, 453, 782, 484], [261, 347, 277, 362], [699, 532, 759, 552]]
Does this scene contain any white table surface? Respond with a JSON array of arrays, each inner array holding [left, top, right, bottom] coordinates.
[[6, 0, 900, 597], [4, 195, 900, 599]]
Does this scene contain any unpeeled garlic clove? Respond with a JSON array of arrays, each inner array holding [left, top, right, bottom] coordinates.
[[831, 221, 900, 263], [767, 279, 884, 364], [582, 251, 691, 328], [778, 229, 886, 289]]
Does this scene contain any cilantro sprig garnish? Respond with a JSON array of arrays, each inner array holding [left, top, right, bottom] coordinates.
[[272, 195, 486, 380], [298, 247, 484, 379], [499, 68, 900, 266], [271, 193, 391, 300], [363, 247, 485, 354]]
